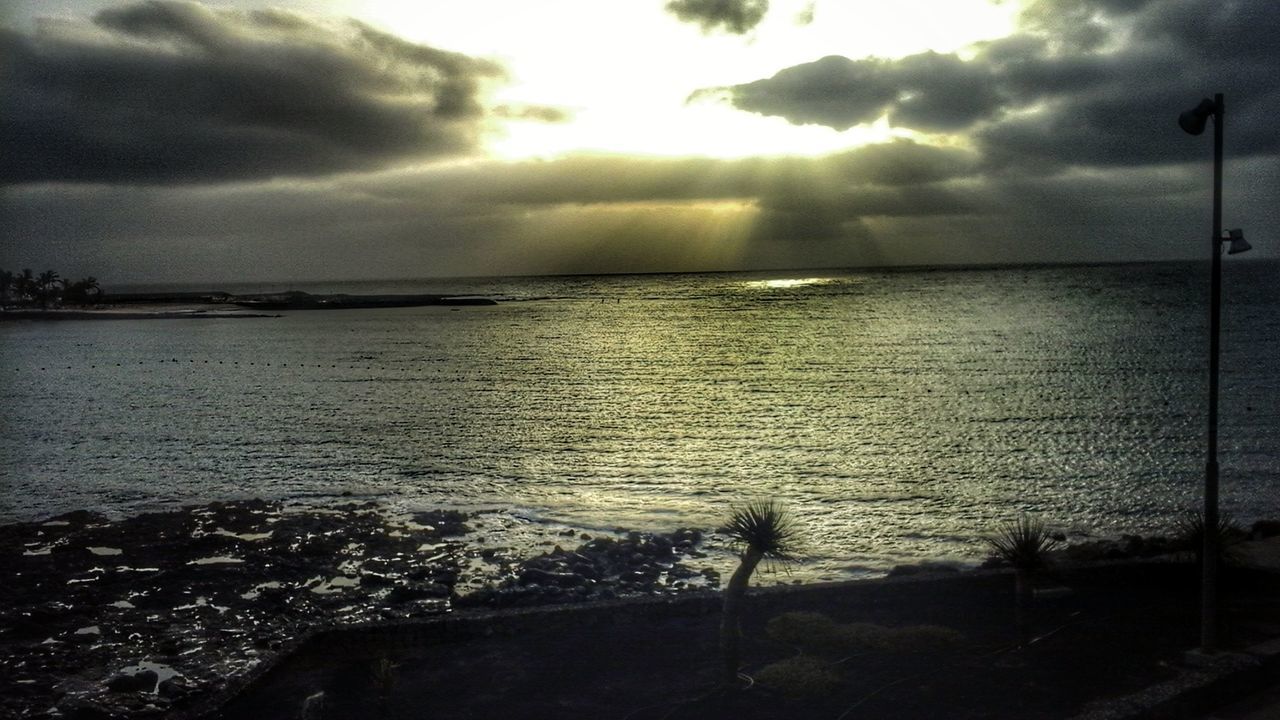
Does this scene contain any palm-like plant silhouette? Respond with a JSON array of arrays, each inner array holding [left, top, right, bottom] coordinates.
[[720, 500, 800, 686], [1173, 508, 1246, 568], [36, 269, 61, 308], [64, 276, 102, 306], [985, 514, 1059, 643], [15, 268, 36, 303]]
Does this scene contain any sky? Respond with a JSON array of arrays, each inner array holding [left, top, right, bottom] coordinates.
[[1, 0, 1277, 284]]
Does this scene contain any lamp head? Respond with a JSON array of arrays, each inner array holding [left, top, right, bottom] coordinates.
[[1223, 228, 1251, 255], [1179, 98, 1218, 136]]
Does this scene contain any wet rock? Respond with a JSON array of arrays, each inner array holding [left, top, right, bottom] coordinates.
[[48, 509, 111, 526], [411, 510, 470, 536], [518, 568, 586, 588], [157, 676, 192, 700], [359, 572, 395, 588], [106, 670, 158, 693], [387, 582, 450, 603]]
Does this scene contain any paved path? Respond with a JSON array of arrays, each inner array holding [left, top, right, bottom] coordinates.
[[1202, 537, 1280, 720], [1202, 682, 1280, 719]]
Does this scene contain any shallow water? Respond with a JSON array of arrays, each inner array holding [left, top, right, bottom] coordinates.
[[3, 261, 1278, 580]]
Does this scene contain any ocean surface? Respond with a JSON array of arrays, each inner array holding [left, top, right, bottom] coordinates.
[[3, 261, 1279, 581]]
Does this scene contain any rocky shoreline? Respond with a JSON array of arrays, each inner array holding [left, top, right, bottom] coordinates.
[[1, 500, 719, 719]]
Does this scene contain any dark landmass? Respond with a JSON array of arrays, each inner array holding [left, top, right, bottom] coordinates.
[[0, 291, 498, 321], [227, 291, 497, 310], [3, 502, 1279, 719], [0, 308, 281, 321], [105, 291, 498, 308]]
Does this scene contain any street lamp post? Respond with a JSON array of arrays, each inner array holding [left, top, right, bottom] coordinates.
[[1178, 92, 1250, 655]]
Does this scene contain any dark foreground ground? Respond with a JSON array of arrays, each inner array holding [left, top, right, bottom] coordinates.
[[220, 563, 1280, 720], [5, 501, 1279, 720]]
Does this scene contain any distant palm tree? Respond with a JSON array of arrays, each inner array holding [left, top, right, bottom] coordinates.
[[720, 500, 801, 686], [64, 277, 103, 306], [82, 276, 101, 304], [16, 268, 36, 304], [36, 270, 61, 308]]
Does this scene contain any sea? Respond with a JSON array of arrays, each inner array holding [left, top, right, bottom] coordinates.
[[3, 261, 1278, 581]]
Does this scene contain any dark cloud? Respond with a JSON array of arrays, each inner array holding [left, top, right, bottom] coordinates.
[[717, 0, 1280, 170], [666, 0, 769, 34], [724, 51, 1005, 132], [0, 1, 505, 184], [349, 139, 981, 210], [833, 140, 981, 186], [976, 0, 1280, 170]]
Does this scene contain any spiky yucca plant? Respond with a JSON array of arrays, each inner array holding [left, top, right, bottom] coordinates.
[[1173, 508, 1246, 567], [985, 514, 1060, 644], [721, 500, 801, 686], [985, 514, 1059, 572]]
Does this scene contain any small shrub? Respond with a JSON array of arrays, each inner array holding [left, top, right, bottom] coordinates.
[[754, 656, 842, 696], [765, 612, 963, 657], [765, 611, 840, 647], [834, 623, 895, 653]]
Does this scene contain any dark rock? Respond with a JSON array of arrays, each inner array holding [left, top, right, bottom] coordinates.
[[56, 697, 117, 720], [672, 528, 702, 546], [432, 568, 459, 586], [517, 568, 586, 588], [157, 677, 192, 700], [888, 562, 961, 578], [106, 670, 158, 693], [411, 510, 471, 536], [48, 510, 111, 526], [359, 572, 395, 588], [387, 582, 450, 603], [1252, 520, 1280, 539]]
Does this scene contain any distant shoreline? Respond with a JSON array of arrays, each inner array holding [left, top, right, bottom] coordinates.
[[0, 291, 499, 320], [0, 306, 279, 321]]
